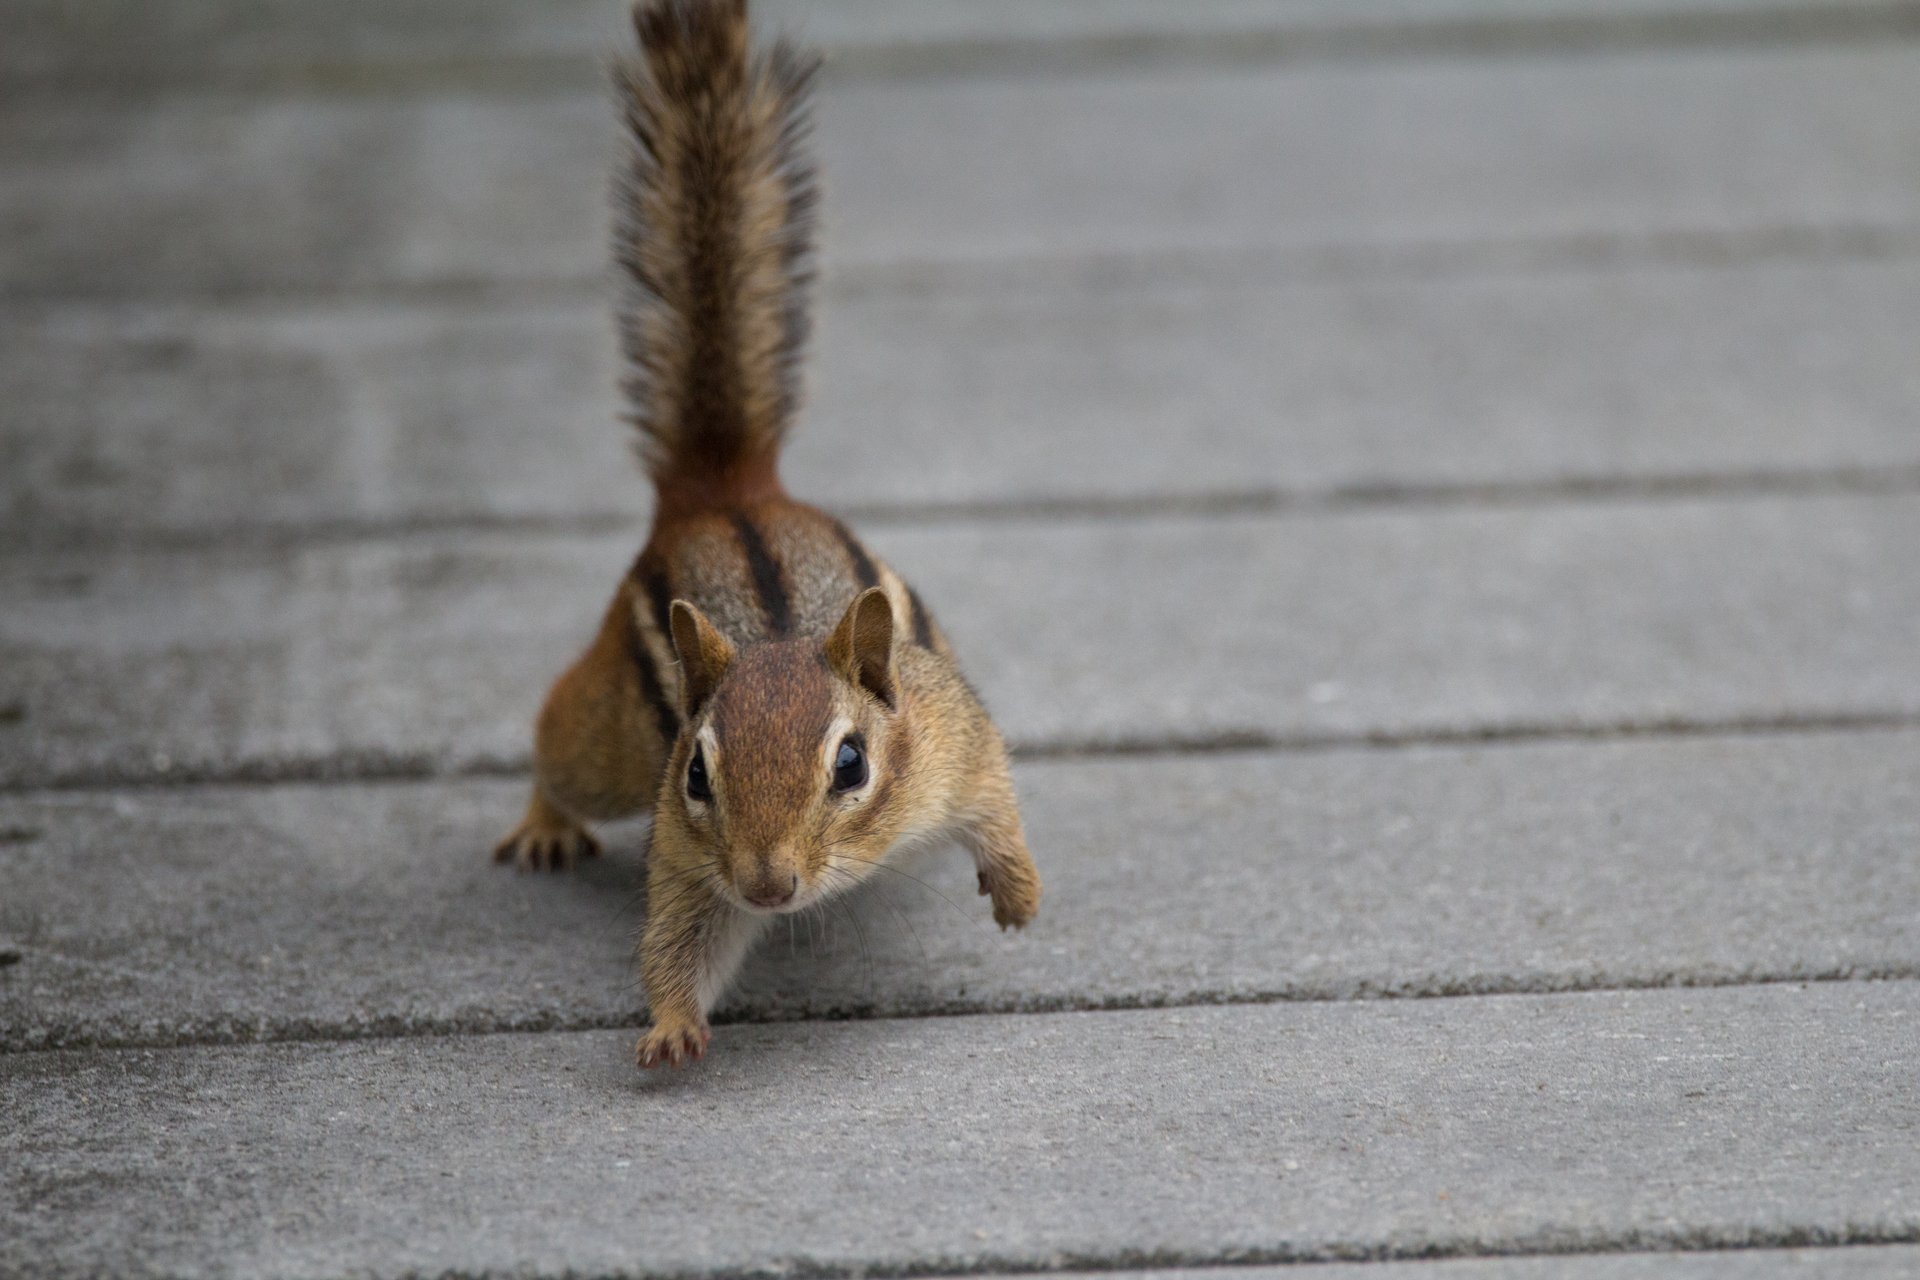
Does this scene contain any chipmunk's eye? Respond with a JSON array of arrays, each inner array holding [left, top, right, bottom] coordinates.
[[686, 745, 713, 803], [831, 737, 867, 794]]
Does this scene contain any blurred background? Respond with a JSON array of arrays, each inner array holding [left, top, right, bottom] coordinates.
[[3, 2, 1919, 1273], [4, 0, 1917, 777]]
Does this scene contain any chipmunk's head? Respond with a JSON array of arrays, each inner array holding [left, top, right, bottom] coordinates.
[[661, 587, 909, 914]]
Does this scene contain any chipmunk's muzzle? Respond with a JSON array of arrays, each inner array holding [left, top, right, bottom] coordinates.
[[741, 874, 797, 910], [732, 856, 801, 911]]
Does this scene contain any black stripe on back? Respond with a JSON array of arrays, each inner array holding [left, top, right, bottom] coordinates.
[[904, 583, 936, 649], [731, 513, 793, 636], [640, 565, 675, 640], [619, 598, 680, 743], [828, 518, 879, 590]]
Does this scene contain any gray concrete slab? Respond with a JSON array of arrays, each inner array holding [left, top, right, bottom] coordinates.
[[4, 495, 1918, 789], [5, 45, 1919, 298], [4, 984, 1916, 1278], [3, 731, 1917, 1050], [7, 0, 1912, 94], [0, 0, 614, 95], [9, 256, 1920, 544]]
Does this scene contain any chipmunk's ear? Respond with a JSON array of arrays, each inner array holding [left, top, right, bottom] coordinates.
[[825, 586, 897, 710], [669, 599, 735, 718]]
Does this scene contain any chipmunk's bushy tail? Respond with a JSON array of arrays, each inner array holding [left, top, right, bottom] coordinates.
[[613, 0, 819, 507]]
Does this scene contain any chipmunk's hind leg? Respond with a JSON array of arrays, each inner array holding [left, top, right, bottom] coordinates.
[[956, 744, 1043, 930], [496, 589, 670, 872]]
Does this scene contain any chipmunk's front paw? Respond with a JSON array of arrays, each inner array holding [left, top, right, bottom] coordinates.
[[978, 867, 1041, 930], [493, 819, 600, 873], [636, 1018, 711, 1070]]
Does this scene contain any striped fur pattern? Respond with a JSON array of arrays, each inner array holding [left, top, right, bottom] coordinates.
[[496, 0, 1040, 1073], [620, 505, 946, 744], [612, 0, 818, 511]]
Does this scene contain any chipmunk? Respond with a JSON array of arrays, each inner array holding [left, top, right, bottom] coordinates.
[[493, 0, 1042, 1070]]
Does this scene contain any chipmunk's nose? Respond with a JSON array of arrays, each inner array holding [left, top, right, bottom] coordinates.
[[741, 869, 798, 909]]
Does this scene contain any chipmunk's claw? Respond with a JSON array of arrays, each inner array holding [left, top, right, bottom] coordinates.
[[493, 823, 601, 873], [636, 1021, 711, 1070], [980, 868, 1041, 930]]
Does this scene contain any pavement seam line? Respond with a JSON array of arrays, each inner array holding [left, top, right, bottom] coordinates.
[[6, 971, 1918, 1057], [7, 709, 1920, 796], [4, 219, 1919, 312], [379, 1230, 1920, 1280], [10, 1, 1920, 100], [9, 462, 1920, 556], [322, 1231, 1920, 1280]]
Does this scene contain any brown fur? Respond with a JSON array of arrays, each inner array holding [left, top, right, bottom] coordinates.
[[495, 0, 1041, 1071], [611, 0, 816, 515]]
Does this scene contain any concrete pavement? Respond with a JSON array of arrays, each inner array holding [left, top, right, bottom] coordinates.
[[8, 46, 1920, 298], [5, 730, 1918, 1053], [6, 985, 1920, 1278], [8, 257, 1920, 545], [7, 495, 1920, 788]]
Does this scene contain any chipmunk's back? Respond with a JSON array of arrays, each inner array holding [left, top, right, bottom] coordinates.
[[626, 499, 945, 711]]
